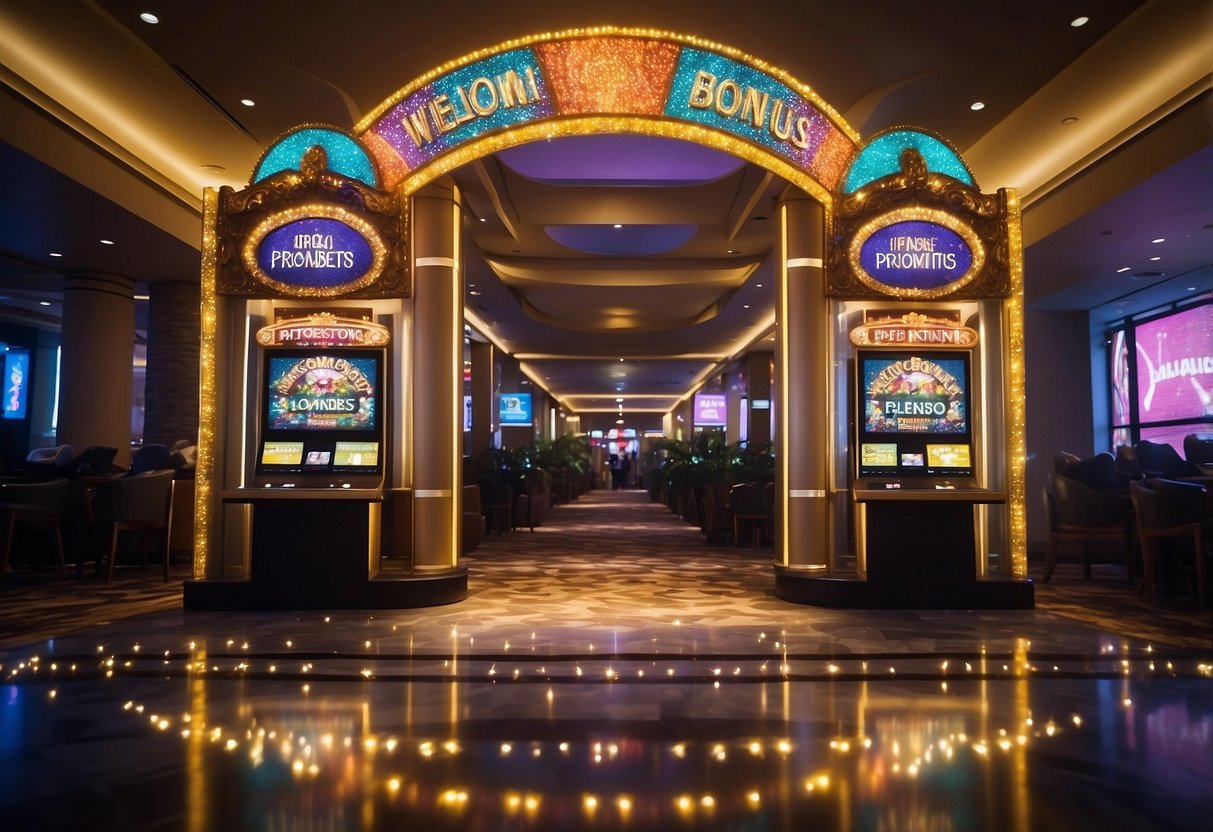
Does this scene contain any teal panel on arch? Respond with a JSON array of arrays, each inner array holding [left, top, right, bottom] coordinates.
[[252, 128, 379, 187], [842, 130, 974, 194]]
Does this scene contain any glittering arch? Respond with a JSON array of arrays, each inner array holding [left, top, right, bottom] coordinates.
[[353, 28, 862, 206]]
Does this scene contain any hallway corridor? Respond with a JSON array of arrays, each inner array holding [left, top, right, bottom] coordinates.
[[1, 488, 1211, 829]]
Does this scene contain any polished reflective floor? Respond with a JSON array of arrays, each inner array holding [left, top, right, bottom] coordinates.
[[2, 489, 1211, 830]]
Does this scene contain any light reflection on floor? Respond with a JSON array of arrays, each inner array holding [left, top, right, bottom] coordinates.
[[1, 490, 1211, 830], [3, 631, 1212, 831]]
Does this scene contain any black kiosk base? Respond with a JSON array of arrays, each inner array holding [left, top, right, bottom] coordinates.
[[775, 490, 1034, 609], [183, 495, 467, 610]]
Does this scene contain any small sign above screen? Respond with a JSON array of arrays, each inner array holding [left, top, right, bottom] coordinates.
[[499, 393, 533, 426], [694, 393, 727, 426]]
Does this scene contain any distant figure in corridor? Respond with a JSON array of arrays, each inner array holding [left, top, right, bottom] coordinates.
[[609, 445, 631, 490]]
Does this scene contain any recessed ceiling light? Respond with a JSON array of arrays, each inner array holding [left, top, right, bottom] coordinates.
[[615, 397, 624, 403], [39, 301, 51, 307], [49, 252, 62, 257], [139, 12, 159, 24], [100, 239, 114, 245], [743, 304, 750, 309], [469, 290, 482, 296], [1188, 287, 1198, 292], [613, 224, 622, 229], [619, 358, 624, 362], [755, 283, 763, 288], [134, 294, 150, 301], [970, 101, 985, 111], [1070, 16, 1089, 27], [615, 419, 625, 425], [727, 249, 737, 254], [1151, 237, 1165, 243], [1149, 256, 1161, 261], [1061, 116, 1078, 125], [1116, 267, 1131, 273], [479, 217, 486, 222], [240, 99, 255, 107]]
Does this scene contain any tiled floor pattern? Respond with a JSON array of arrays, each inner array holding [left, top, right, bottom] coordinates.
[[1, 488, 1210, 830]]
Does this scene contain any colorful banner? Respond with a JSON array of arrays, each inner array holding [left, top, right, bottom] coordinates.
[[359, 34, 856, 192]]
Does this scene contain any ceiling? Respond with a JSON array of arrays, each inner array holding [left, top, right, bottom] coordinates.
[[0, 0, 1209, 415]]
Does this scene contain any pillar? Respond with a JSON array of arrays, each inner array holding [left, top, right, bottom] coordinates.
[[469, 340, 495, 456], [144, 280, 200, 446], [411, 182, 462, 571], [58, 273, 135, 467], [776, 192, 829, 569], [746, 351, 772, 446]]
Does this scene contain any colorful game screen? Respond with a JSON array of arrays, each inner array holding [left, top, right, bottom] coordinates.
[[266, 352, 378, 432], [857, 351, 973, 476]]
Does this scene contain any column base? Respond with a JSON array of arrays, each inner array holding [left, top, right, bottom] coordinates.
[[183, 567, 468, 611], [774, 566, 1034, 609]]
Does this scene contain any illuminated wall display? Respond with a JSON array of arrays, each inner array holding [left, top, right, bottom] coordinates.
[[694, 393, 728, 426], [3, 349, 29, 420], [499, 392, 533, 426]]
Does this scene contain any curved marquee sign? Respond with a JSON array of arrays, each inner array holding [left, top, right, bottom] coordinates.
[[356, 30, 859, 197], [848, 209, 985, 299], [241, 206, 389, 298]]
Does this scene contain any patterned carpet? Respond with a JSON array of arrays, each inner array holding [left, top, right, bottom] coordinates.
[[1, 488, 1209, 651]]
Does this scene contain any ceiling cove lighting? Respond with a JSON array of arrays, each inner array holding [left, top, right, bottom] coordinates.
[[139, 12, 159, 24]]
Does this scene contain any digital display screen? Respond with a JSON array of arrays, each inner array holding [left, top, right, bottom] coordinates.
[[927, 444, 972, 468], [862, 355, 967, 434], [333, 441, 379, 468], [266, 353, 378, 432], [499, 392, 532, 426], [857, 351, 973, 476], [262, 441, 304, 466], [304, 450, 332, 467], [694, 393, 727, 426], [3, 350, 29, 420], [861, 443, 898, 467], [1134, 304, 1212, 425]]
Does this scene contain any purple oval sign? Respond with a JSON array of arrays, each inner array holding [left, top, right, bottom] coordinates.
[[256, 218, 375, 289], [859, 220, 973, 291]]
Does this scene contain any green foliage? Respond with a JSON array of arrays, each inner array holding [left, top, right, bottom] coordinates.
[[645, 431, 774, 501], [471, 434, 592, 493]]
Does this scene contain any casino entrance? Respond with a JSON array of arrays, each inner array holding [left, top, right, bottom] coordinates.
[[187, 29, 1029, 611]]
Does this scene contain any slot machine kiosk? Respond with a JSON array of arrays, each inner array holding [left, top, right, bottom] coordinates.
[[777, 128, 1033, 608], [185, 126, 467, 609]]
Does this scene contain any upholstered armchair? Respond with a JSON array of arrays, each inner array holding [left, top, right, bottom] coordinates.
[[1042, 473, 1132, 583]]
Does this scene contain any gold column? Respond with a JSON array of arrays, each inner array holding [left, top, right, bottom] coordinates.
[[776, 191, 829, 568], [411, 180, 462, 570]]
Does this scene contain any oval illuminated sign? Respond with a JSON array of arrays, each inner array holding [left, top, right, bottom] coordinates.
[[243, 206, 387, 297], [258, 218, 373, 287], [850, 212, 984, 298]]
